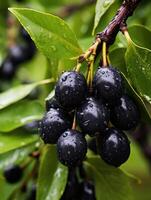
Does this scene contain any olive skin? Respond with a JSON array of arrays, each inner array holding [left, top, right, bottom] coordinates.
[[76, 97, 109, 136], [4, 165, 23, 184], [98, 128, 130, 167], [46, 96, 63, 111], [55, 71, 87, 110], [8, 45, 28, 64], [8, 44, 36, 65], [93, 66, 123, 104], [57, 130, 87, 168], [80, 181, 96, 200], [61, 170, 80, 200], [110, 95, 140, 130], [39, 108, 72, 144]]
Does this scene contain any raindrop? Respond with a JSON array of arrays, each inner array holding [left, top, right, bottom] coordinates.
[[63, 132, 68, 137], [62, 76, 67, 81], [80, 112, 84, 116], [89, 103, 93, 108], [104, 85, 110, 90], [83, 120, 90, 126]]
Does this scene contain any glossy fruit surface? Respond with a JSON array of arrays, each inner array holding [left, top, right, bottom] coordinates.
[[9, 45, 27, 64], [110, 95, 140, 130], [80, 181, 96, 200], [77, 97, 109, 136], [57, 129, 87, 167], [55, 71, 87, 110], [61, 170, 79, 200], [9, 43, 36, 65], [93, 66, 123, 104], [46, 96, 62, 111], [99, 128, 130, 167], [4, 165, 23, 183], [39, 108, 71, 144]]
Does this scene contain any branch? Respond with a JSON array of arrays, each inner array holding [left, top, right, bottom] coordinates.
[[97, 0, 141, 45]]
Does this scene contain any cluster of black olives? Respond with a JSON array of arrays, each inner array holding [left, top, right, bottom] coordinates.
[[39, 65, 140, 168], [0, 26, 36, 80]]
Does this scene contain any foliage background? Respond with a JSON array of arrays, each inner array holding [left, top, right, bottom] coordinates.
[[0, 0, 151, 199]]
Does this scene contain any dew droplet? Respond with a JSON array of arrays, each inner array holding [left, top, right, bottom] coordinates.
[[63, 132, 68, 137], [65, 90, 69, 95], [89, 103, 93, 108], [83, 120, 90, 126], [62, 76, 67, 81], [104, 85, 110, 90]]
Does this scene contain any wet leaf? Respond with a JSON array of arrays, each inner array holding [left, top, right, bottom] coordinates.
[[93, 0, 116, 34], [9, 8, 82, 61], [0, 100, 43, 132], [37, 145, 68, 200], [0, 79, 53, 110], [84, 156, 133, 200], [125, 42, 151, 105], [0, 130, 39, 154]]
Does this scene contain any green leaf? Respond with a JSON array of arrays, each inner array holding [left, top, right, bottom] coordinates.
[[93, 1, 121, 35], [0, 100, 43, 132], [17, 53, 48, 82], [79, 37, 93, 51], [0, 79, 53, 110], [93, 0, 115, 35], [37, 145, 68, 200], [9, 8, 82, 61], [122, 73, 151, 122], [0, 142, 38, 170], [109, 48, 127, 75], [125, 42, 151, 104], [84, 156, 133, 200], [129, 25, 151, 50], [121, 141, 149, 177], [0, 130, 39, 154], [0, 176, 18, 200]]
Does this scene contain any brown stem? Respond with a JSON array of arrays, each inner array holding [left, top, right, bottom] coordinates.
[[96, 0, 141, 45]]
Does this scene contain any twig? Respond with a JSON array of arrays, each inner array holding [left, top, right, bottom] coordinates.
[[96, 0, 141, 45]]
